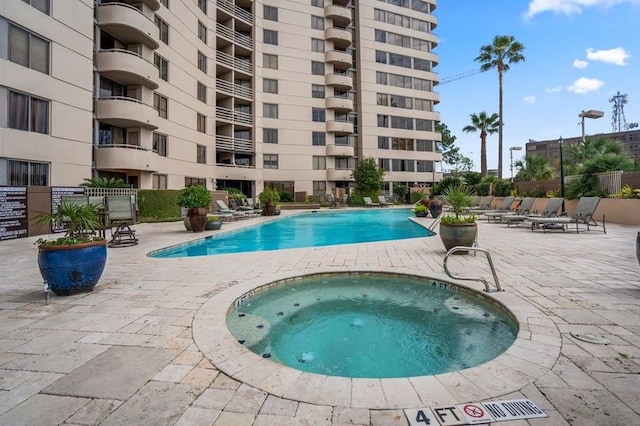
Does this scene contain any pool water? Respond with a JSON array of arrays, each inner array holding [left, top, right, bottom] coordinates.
[[151, 208, 431, 257], [226, 273, 518, 378]]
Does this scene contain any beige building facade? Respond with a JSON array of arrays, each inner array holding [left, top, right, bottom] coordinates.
[[1, 0, 441, 198]]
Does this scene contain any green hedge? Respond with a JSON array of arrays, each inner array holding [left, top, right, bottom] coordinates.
[[138, 190, 182, 220]]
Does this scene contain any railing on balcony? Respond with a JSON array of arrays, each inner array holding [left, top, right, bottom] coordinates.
[[217, 0, 253, 24], [215, 163, 256, 169], [215, 23, 253, 49], [215, 135, 254, 153], [215, 107, 253, 126], [216, 51, 252, 73], [216, 78, 253, 99], [95, 143, 156, 153]]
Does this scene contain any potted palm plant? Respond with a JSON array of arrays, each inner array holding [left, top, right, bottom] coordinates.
[[258, 187, 280, 216], [177, 185, 212, 233], [439, 185, 477, 253], [35, 199, 107, 296]]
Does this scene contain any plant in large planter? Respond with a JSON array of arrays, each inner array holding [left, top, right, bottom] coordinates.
[[35, 200, 107, 297], [258, 187, 280, 216], [439, 185, 477, 254], [205, 214, 223, 231], [413, 204, 428, 217], [177, 185, 212, 233]]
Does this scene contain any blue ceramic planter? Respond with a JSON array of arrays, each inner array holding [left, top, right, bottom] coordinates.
[[38, 240, 107, 296]]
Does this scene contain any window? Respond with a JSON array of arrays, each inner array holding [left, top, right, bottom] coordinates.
[[414, 58, 430, 71], [378, 158, 390, 171], [312, 131, 326, 146], [376, 72, 387, 85], [197, 81, 207, 102], [264, 29, 278, 45], [263, 78, 278, 94], [198, 21, 207, 43], [391, 116, 413, 129], [311, 38, 324, 53], [312, 108, 325, 122], [375, 50, 386, 64], [392, 159, 414, 172], [311, 15, 324, 30], [263, 154, 279, 169], [375, 30, 386, 43], [5, 159, 49, 186], [197, 51, 207, 73], [416, 139, 434, 152], [154, 93, 168, 118], [264, 5, 278, 21], [197, 0, 206, 13], [392, 138, 414, 151], [263, 128, 278, 144], [22, 0, 50, 14], [312, 61, 325, 75], [8, 90, 49, 134], [153, 132, 168, 156], [416, 160, 429, 172], [313, 181, 326, 194], [197, 113, 206, 133], [377, 115, 389, 127], [154, 16, 169, 44], [390, 95, 413, 109], [312, 156, 326, 170], [264, 103, 278, 118], [197, 144, 206, 164], [9, 24, 50, 74], [416, 119, 433, 131], [312, 84, 325, 99], [263, 53, 278, 69], [415, 99, 430, 111], [335, 158, 354, 170], [185, 177, 206, 186], [377, 93, 388, 106], [389, 53, 411, 68], [378, 136, 389, 149], [311, 0, 323, 7], [154, 54, 168, 81], [153, 174, 168, 190]]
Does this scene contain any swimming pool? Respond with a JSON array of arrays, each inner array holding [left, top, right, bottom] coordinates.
[[151, 208, 432, 257]]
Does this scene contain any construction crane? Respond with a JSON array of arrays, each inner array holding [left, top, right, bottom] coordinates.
[[610, 91, 639, 132]]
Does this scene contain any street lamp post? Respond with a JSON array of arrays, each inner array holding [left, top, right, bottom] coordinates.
[[579, 109, 604, 143], [559, 136, 565, 214], [509, 146, 522, 182]]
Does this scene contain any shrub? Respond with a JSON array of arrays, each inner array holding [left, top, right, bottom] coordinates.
[[494, 180, 512, 197], [176, 185, 212, 209], [473, 182, 491, 196], [279, 191, 294, 202], [138, 190, 181, 219], [393, 184, 409, 203]]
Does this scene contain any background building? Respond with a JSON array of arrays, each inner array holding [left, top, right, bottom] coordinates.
[[1, 0, 441, 199]]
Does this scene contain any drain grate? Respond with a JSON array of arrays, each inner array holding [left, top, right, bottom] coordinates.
[[570, 332, 610, 345]]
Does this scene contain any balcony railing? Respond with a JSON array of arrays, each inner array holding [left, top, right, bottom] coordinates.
[[216, 78, 253, 99], [216, 23, 253, 49], [96, 49, 159, 89], [94, 143, 159, 172], [216, 51, 252, 73], [215, 135, 254, 153], [217, 0, 253, 24], [215, 107, 253, 126]]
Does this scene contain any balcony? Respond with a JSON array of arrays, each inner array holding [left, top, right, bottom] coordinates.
[[325, 50, 352, 70], [216, 23, 253, 50], [326, 97, 353, 113], [94, 144, 158, 172], [123, 0, 160, 11], [326, 120, 353, 135], [216, 78, 253, 100], [96, 50, 159, 89], [326, 144, 354, 157], [214, 164, 259, 181], [216, 51, 252, 75], [217, 0, 253, 24], [97, 3, 159, 49], [325, 27, 351, 49], [215, 135, 254, 153], [331, 0, 351, 6], [215, 106, 253, 126], [325, 73, 353, 90], [325, 5, 351, 27], [327, 168, 354, 181], [96, 97, 159, 129]]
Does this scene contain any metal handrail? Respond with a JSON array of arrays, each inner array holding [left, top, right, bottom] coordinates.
[[443, 246, 502, 293]]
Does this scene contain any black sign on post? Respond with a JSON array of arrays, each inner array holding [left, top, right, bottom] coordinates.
[[0, 186, 28, 241], [51, 187, 85, 233]]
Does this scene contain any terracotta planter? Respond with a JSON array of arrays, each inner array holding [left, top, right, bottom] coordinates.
[[263, 202, 276, 216], [428, 199, 443, 218], [187, 207, 208, 232], [439, 222, 478, 254]]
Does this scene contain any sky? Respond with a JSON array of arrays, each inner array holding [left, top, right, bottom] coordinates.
[[433, 0, 640, 175]]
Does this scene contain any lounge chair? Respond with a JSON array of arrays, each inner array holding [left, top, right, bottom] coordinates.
[[528, 196, 605, 233], [378, 195, 390, 207], [215, 200, 246, 220], [481, 196, 515, 221], [505, 197, 563, 228], [466, 195, 494, 213], [363, 196, 379, 207], [105, 195, 138, 247], [499, 197, 536, 227]]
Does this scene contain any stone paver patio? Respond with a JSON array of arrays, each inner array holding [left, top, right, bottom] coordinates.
[[0, 209, 638, 425]]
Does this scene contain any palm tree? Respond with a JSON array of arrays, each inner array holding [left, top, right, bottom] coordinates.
[[475, 35, 525, 179], [514, 155, 553, 181], [462, 111, 499, 177]]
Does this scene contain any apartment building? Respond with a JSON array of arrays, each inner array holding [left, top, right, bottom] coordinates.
[[1, 0, 441, 199]]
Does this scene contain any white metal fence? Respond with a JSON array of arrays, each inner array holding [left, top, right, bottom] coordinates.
[[565, 170, 623, 197]]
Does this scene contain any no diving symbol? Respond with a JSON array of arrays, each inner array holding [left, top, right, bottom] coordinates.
[[463, 404, 484, 418]]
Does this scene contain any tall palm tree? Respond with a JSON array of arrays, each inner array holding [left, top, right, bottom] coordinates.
[[475, 35, 525, 179], [462, 112, 499, 177]]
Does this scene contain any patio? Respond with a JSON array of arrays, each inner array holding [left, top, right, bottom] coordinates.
[[0, 210, 638, 425]]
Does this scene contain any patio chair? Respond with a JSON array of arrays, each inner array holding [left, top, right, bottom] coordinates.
[[505, 197, 563, 228], [363, 196, 379, 207], [528, 196, 605, 233], [105, 195, 138, 247], [499, 197, 536, 227], [481, 196, 515, 221], [215, 200, 246, 220], [466, 195, 494, 213], [378, 195, 390, 207]]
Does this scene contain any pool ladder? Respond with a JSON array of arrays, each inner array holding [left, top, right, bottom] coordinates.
[[443, 247, 503, 293]]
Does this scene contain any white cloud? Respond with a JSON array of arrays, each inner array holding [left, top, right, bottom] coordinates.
[[524, 0, 640, 19], [523, 96, 536, 103], [546, 86, 562, 93], [586, 47, 630, 65], [567, 77, 604, 94], [573, 59, 589, 68]]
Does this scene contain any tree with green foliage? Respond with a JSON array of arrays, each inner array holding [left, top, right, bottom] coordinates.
[[393, 184, 409, 203], [564, 137, 635, 175], [475, 35, 525, 178], [462, 111, 499, 177], [514, 155, 553, 181], [80, 177, 128, 188], [435, 122, 460, 166], [351, 157, 385, 196]]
